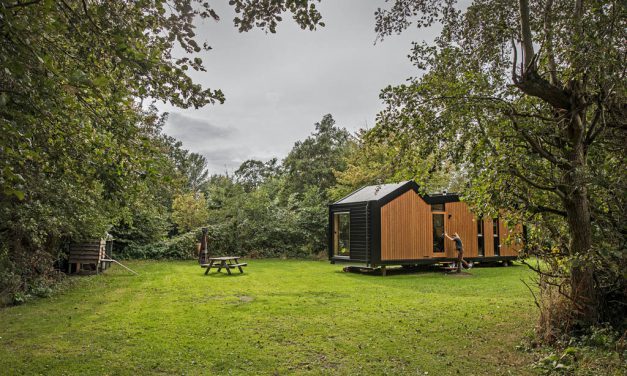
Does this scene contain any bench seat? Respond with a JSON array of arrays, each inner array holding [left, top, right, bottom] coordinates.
[[201, 263, 248, 268]]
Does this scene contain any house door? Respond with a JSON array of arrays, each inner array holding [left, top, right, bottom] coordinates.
[[333, 212, 350, 257], [431, 203, 446, 255], [477, 220, 485, 256]]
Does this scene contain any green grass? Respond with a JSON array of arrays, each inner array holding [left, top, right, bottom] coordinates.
[[0, 260, 539, 375]]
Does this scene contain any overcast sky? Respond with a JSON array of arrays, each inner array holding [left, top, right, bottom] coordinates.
[[158, 1, 440, 174]]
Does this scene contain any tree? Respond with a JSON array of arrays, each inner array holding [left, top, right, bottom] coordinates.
[[374, 0, 625, 337], [0, 0, 324, 301], [171, 192, 209, 233], [329, 129, 460, 201], [235, 158, 280, 192], [283, 114, 351, 199]]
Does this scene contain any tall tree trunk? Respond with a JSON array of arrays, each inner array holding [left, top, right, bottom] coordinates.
[[561, 93, 598, 327]]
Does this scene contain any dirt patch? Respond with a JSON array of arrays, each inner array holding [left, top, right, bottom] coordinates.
[[237, 295, 254, 303]]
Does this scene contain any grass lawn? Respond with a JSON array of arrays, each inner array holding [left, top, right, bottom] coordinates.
[[0, 260, 539, 375]]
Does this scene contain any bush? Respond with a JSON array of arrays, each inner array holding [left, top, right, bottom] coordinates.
[[116, 220, 323, 261], [119, 230, 200, 260], [117, 225, 236, 260], [0, 242, 65, 307], [530, 326, 626, 375]]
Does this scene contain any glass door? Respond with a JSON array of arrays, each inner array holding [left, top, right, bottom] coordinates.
[[477, 220, 485, 256], [432, 214, 445, 253], [333, 212, 350, 257]]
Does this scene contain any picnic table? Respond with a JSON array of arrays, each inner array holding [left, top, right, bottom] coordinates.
[[201, 256, 247, 275]]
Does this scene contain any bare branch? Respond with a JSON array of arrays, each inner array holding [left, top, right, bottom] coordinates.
[[518, 0, 535, 70], [542, 0, 559, 86], [514, 0, 571, 110]]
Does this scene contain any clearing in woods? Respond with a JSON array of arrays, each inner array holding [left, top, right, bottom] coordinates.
[[0, 260, 537, 375]]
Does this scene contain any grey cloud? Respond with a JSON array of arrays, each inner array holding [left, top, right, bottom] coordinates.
[[157, 1, 442, 175], [165, 112, 233, 140], [199, 147, 249, 174]]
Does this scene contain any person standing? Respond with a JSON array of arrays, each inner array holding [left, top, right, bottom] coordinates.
[[445, 232, 472, 273]]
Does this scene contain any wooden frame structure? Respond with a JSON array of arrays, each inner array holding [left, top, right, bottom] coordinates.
[[328, 181, 523, 267], [68, 239, 137, 275]]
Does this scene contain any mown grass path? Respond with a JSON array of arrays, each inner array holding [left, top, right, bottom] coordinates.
[[0, 260, 537, 375]]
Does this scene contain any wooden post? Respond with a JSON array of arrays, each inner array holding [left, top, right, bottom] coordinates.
[[381, 265, 387, 277]]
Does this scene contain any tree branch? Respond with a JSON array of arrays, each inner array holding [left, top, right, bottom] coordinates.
[[542, 0, 559, 86], [584, 103, 603, 146], [507, 113, 570, 169], [4, 0, 41, 9], [532, 205, 567, 217], [518, 0, 535, 70], [509, 167, 565, 199], [514, 0, 571, 110]]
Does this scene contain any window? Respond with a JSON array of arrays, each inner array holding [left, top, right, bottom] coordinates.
[[432, 213, 445, 252], [333, 212, 350, 257], [477, 220, 485, 256], [493, 218, 500, 256], [431, 203, 444, 211]]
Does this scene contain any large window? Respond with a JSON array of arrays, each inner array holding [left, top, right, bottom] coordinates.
[[432, 213, 445, 253], [477, 220, 485, 256], [493, 218, 500, 256], [333, 212, 350, 257]]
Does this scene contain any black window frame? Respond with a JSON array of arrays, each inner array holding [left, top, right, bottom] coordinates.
[[477, 220, 485, 256], [493, 218, 500, 256]]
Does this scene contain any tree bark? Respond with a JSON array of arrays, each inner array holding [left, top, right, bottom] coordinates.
[[516, 0, 599, 329], [561, 92, 598, 327]]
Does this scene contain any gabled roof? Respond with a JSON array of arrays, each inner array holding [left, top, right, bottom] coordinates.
[[333, 181, 419, 205]]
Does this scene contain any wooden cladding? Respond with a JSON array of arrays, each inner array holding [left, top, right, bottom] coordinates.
[[445, 202, 478, 258], [381, 190, 432, 260], [380, 193, 522, 261], [499, 221, 523, 256]]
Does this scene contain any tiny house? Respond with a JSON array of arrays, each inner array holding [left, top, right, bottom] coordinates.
[[328, 181, 522, 267]]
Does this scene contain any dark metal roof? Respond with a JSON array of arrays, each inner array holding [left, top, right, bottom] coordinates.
[[423, 193, 460, 204], [333, 181, 417, 204]]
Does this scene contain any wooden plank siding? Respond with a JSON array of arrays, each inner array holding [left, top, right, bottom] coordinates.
[[380, 196, 521, 262], [483, 218, 494, 257], [444, 202, 478, 258], [499, 222, 523, 256], [380, 190, 432, 260]]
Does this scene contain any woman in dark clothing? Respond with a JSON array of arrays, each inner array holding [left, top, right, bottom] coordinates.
[[445, 232, 472, 273]]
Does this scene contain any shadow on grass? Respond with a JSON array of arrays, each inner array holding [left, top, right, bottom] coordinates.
[[203, 272, 248, 278], [334, 262, 521, 278]]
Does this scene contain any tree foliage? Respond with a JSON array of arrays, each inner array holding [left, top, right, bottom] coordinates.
[[0, 0, 324, 303], [283, 114, 350, 198], [201, 114, 350, 257], [373, 0, 626, 337], [171, 192, 209, 233], [329, 129, 461, 201]]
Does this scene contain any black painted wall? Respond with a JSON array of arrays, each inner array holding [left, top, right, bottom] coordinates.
[[328, 202, 371, 262]]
